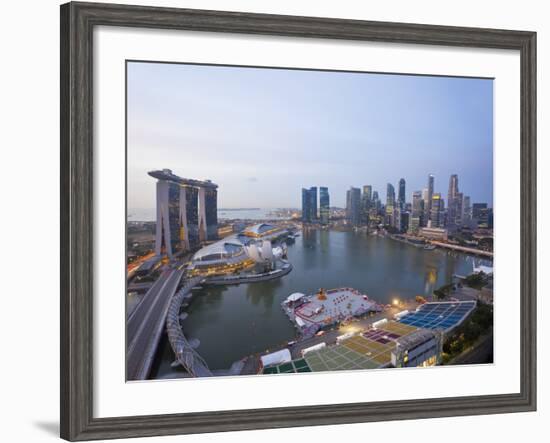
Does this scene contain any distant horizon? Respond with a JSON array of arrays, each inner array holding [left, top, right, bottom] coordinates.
[[128, 62, 493, 210]]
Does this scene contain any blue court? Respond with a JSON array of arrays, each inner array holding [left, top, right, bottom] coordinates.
[[398, 301, 476, 331]]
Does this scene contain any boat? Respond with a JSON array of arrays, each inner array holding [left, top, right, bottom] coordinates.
[[424, 244, 436, 251]]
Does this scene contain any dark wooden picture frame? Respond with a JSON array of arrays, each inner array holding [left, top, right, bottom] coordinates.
[[60, 2, 536, 441]]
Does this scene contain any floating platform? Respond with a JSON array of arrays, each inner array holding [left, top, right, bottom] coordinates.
[[282, 287, 380, 336]]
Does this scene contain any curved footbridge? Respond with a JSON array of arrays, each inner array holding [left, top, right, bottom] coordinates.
[[166, 276, 213, 377]]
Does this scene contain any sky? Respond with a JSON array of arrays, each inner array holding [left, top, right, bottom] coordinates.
[[127, 61, 493, 210]]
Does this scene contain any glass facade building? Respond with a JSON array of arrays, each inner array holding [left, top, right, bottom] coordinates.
[[398, 178, 406, 209], [185, 186, 200, 249], [361, 185, 372, 225], [424, 174, 435, 226], [430, 193, 444, 228], [149, 169, 218, 258], [167, 182, 183, 255], [302, 187, 318, 223], [204, 188, 218, 240], [319, 187, 330, 225], [346, 187, 361, 226]]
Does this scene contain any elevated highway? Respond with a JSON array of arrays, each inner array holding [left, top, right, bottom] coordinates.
[[127, 268, 184, 380]]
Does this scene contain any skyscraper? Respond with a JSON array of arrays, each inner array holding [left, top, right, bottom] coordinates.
[[372, 190, 380, 211], [447, 174, 460, 229], [456, 192, 463, 227], [386, 183, 395, 225], [149, 169, 216, 258], [410, 190, 424, 232], [319, 187, 330, 225], [363, 185, 372, 202], [399, 211, 410, 233], [309, 187, 318, 221], [472, 203, 490, 227], [346, 187, 361, 226], [424, 174, 435, 225], [462, 195, 472, 226], [361, 185, 372, 225], [302, 188, 313, 223], [199, 186, 218, 241], [370, 190, 381, 220], [430, 193, 444, 228], [185, 186, 200, 249], [398, 178, 406, 209]]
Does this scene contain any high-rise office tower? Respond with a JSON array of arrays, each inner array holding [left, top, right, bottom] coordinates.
[[410, 190, 424, 231], [386, 183, 395, 225], [462, 195, 472, 226], [455, 192, 463, 227], [302, 187, 319, 223], [302, 188, 313, 223], [386, 183, 395, 209], [346, 187, 361, 226], [447, 174, 460, 229], [398, 178, 406, 209], [430, 193, 444, 228], [472, 203, 489, 227], [400, 211, 410, 233], [319, 187, 330, 225], [394, 205, 401, 230], [424, 174, 435, 225], [309, 187, 318, 221], [363, 185, 372, 202], [361, 185, 372, 225], [372, 190, 380, 211]]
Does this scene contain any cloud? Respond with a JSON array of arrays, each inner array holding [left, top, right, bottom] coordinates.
[[248, 177, 258, 182]]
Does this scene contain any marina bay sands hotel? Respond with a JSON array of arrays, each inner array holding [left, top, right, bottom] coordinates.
[[148, 169, 218, 258]]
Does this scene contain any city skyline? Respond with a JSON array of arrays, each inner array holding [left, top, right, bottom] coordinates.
[[128, 62, 493, 210]]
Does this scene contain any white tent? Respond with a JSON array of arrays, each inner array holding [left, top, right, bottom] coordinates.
[[372, 318, 388, 329], [285, 292, 305, 303], [395, 310, 409, 320], [260, 349, 292, 367], [301, 342, 326, 356]]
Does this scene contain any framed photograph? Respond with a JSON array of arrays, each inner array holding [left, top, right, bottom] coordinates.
[[60, 1, 536, 441]]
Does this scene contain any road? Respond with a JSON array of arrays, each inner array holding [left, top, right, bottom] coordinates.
[[430, 241, 493, 258], [449, 331, 494, 365], [127, 267, 184, 380]]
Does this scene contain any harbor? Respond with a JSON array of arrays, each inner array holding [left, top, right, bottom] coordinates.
[[150, 229, 484, 376]]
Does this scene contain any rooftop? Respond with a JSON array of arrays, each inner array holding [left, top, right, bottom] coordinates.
[[192, 235, 246, 262], [148, 169, 218, 189], [398, 301, 476, 332], [243, 223, 285, 238], [263, 321, 427, 374]]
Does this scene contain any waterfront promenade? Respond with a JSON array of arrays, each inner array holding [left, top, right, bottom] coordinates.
[[430, 241, 493, 258]]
